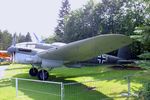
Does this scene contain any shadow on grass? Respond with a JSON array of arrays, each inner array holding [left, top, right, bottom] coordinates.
[[6, 66, 29, 71], [12, 73, 113, 100], [0, 63, 10, 66], [0, 78, 12, 88], [4, 64, 146, 100], [51, 66, 143, 85]]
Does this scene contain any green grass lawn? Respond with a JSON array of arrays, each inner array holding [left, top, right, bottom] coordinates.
[[0, 62, 150, 100]]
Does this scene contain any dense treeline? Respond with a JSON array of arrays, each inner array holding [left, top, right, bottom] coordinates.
[[0, 31, 32, 50], [55, 0, 148, 42], [55, 0, 150, 58]]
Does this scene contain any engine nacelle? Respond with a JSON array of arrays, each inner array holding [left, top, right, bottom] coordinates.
[[15, 53, 41, 64], [41, 59, 64, 68]]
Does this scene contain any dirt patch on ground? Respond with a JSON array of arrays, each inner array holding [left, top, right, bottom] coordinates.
[[0, 65, 8, 79], [110, 65, 145, 70]]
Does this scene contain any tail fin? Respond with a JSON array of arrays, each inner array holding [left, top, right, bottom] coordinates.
[[117, 45, 132, 60]]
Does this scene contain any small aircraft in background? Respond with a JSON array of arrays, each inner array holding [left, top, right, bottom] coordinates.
[[0, 50, 10, 62], [7, 34, 132, 80]]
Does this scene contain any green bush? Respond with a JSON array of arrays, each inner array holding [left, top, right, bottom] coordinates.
[[138, 52, 150, 60], [138, 83, 150, 100]]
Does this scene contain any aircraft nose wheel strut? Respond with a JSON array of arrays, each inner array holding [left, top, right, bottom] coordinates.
[[37, 70, 49, 80]]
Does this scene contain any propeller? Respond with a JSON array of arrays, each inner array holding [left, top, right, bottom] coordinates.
[[7, 33, 43, 63], [12, 33, 16, 46]]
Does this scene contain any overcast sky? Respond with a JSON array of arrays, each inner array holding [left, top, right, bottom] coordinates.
[[0, 0, 98, 38]]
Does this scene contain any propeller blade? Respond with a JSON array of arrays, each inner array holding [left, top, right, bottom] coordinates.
[[33, 33, 40, 43], [12, 33, 16, 46], [11, 52, 15, 63], [33, 33, 44, 43]]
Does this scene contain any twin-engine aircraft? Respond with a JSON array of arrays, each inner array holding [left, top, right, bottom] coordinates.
[[7, 34, 132, 80]]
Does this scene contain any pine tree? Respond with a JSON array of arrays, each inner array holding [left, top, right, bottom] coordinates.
[[55, 0, 71, 42], [18, 33, 26, 43], [25, 32, 32, 42]]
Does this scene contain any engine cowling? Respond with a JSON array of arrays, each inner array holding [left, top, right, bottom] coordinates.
[[15, 53, 41, 64]]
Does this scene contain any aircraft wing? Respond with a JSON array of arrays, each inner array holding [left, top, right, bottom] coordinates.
[[38, 34, 132, 62]]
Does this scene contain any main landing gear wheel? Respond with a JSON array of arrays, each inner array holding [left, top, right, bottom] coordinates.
[[29, 68, 38, 76], [37, 70, 49, 80]]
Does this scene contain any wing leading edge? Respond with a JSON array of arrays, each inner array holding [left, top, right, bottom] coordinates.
[[38, 34, 132, 62]]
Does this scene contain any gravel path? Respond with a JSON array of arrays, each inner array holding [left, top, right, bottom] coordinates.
[[0, 65, 8, 79]]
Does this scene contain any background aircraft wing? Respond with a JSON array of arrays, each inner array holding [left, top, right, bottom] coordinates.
[[38, 34, 132, 62]]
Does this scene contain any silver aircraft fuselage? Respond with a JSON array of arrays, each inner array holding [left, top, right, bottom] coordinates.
[[7, 42, 66, 68]]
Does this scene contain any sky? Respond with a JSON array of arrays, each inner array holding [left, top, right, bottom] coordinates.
[[0, 0, 98, 38]]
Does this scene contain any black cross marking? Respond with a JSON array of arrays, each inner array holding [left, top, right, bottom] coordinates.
[[97, 55, 107, 64]]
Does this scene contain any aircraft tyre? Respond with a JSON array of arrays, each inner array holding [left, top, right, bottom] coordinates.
[[37, 70, 49, 80], [29, 68, 38, 76]]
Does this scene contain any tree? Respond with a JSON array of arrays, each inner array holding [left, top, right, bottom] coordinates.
[[132, 19, 150, 53], [63, 0, 97, 43], [138, 52, 150, 60], [43, 36, 55, 43], [17, 33, 32, 43], [138, 82, 150, 100], [61, 0, 146, 43], [18, 33, 26, 43], [0, 30, 12, 50], [93, 0, 146, 35], [2, 30, 12, 49], [55, 0, 71, 42], [25, 32, 32, 42], [0, 30, 3, 49]]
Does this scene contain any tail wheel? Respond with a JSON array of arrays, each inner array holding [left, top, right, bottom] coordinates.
[[29, 68, 38, 76], [37, 70, 49, 80]]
